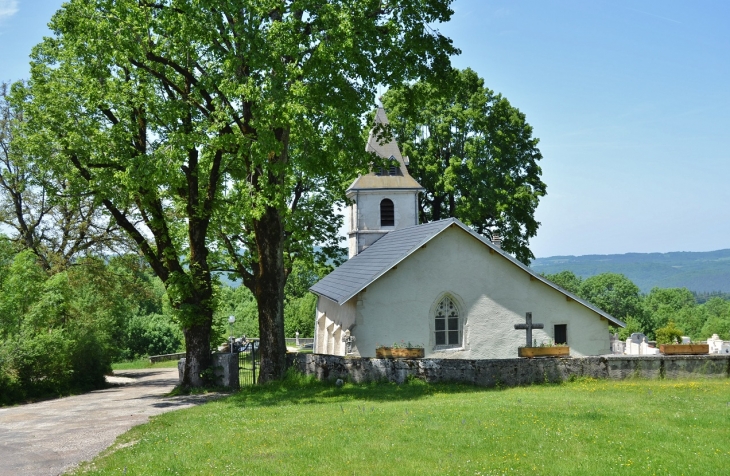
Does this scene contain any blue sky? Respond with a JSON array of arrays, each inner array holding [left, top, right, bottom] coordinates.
[[1, 0, 728, 258]]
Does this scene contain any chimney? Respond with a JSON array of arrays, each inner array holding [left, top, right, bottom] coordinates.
[[491, 228, 501, 249]]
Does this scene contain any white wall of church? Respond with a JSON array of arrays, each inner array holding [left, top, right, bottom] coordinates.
[[315, 295, 357, 356], [336, 225, 611, 359]]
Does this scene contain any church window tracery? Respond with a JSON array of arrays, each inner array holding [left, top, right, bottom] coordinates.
[[435, 296, 460, 347]]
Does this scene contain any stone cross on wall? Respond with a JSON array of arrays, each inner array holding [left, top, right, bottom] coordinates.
[[514, 312, 544, 347], [343, 330, 356, 354]]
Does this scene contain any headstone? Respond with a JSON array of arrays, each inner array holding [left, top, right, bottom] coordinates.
[[708, 334, 730, 354], [624, 333, 658, 355], [610, 333, 625, 355]]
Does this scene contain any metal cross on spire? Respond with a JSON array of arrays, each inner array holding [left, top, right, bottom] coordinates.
[[514, 312, 544, 347]]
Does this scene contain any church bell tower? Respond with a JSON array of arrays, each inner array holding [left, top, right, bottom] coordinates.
[[347, 107, 424, 258]]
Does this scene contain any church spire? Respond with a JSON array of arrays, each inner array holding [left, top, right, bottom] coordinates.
[[346, 107, 424, 258]]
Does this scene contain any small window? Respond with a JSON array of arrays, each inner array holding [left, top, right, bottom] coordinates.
[[380, 198, 394, 226], [435, 296, 460, 347], [554, 324, 567, 345]]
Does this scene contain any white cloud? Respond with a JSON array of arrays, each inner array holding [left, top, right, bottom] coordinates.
[[0, 0, 19, 20]]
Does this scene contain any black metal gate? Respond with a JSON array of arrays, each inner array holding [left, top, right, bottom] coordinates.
[[237, 339, 260, 387]]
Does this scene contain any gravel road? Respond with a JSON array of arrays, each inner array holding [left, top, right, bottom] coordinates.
[[0, 367, 217, 476]]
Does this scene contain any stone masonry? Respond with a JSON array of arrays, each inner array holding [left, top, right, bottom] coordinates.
[[290, 353, 730, 388]]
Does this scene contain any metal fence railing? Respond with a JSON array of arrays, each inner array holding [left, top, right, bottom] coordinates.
[[237, 339, 260, 387]]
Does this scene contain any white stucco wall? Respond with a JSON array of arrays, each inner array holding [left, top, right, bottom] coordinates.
[[320, 224, 611, 359], [315, 296, 357, 356], [347, 189, 419, 257], [352, 190, 418, 231]]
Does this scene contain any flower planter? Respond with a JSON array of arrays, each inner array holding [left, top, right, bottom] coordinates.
[[375, 347, 424, 359], [659, 344, 709, 355], [518, 346, 570, 358]]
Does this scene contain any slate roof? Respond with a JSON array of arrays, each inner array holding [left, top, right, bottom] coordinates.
[[347, 107, 424, 192], [310, 218, 625, 327]]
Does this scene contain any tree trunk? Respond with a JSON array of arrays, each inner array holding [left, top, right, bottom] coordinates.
[[253, 205, 287, 383], [432, 196, 443, 221], [180, 215, 214, 388], [181, 320, 212, 387]]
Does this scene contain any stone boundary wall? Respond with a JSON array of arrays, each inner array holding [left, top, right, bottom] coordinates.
[[289, 353, 730, 387], [149, 352, 186, 364], [178, 353, 239, 388]]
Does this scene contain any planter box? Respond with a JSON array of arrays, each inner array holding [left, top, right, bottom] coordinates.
[[376, 347, 424, 359], [518, 346, 570, 358], [660, 344, 709, 355]]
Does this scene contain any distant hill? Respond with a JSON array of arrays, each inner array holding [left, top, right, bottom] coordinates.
[[530, 249, 730, 294]]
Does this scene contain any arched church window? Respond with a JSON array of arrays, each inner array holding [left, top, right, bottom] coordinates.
[[435, 296, 460, 347], [380, 198, 394, 226]]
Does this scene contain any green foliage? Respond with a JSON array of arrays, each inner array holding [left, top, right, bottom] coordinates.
[[700, 316, 730, 341], [383, 68, 546, 264], [214, 258, 327, 343], [124, 314, 183, 360], [0, 247, 180, 405], [694, 291, 730, 304], [283, 260, 326, 338], [644, 287, 696, 330], [545, 270, 730, 340], [215, 286, 259, 341], [22, 0, 457, 383], [617, 316, 644, 340], [284, 294, 316, 338], [543, 270, 582, 294], [578, 272, 647, 331], [655, 321, 685, 345]]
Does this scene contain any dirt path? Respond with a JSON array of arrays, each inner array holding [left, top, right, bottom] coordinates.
[[0, 368, 218, 476]]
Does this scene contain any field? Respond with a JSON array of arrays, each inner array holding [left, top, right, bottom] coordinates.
[[110, 359, 180, 371], [74, 374, 730, 475]]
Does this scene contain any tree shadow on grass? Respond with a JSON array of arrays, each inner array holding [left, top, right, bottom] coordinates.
[[226, 374, 503, 408]]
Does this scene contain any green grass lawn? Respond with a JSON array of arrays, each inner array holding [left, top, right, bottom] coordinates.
[[111, 358, 180, 371], [75, 374, 730, 475]]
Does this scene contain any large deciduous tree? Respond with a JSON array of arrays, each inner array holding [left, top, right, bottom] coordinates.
[[1, 82, 125, 270], [578, 273, 644, 327], [23, 0, 456, 384], [382, 68, 546, 264]]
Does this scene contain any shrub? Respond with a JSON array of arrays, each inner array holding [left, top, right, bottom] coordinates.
[[655, 321, 684, 345], [124, 313, 183, 359], [11, 329, 74, 398]]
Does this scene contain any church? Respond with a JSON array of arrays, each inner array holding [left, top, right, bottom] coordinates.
[[310, 108, 624, 359]]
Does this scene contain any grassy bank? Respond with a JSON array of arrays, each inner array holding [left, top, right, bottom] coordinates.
[[111, 359, 180, 371], [75, 374, 730, 475]]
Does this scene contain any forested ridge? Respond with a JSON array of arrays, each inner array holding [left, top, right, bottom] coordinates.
[[532, 249, 730, 293]]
